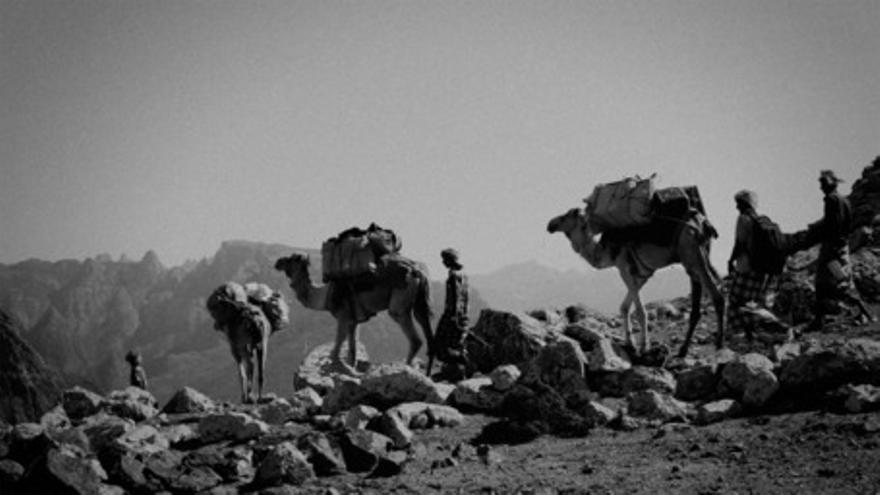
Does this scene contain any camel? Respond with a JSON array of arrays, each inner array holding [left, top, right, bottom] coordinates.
[[547, 207, 725, 358], [207, 283, 288, 403], [274, 252, 434, 376]]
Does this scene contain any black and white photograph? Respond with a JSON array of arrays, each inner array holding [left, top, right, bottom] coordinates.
[[1, 1, 879, 493]]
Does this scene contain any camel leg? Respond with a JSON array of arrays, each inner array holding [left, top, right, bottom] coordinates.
[[413, 278, 435, 376], [243, 350, 256, 404], [347, 324, 359, 368], [235, 358, 248, 404], [390, 310, 423, 367], [331, 319, 359, 376], [256, 341, 266, 402], [633, 292, 649, 354], [619, 291, 636, 351], [689, 248, 727, 351], [678, 278, 703, 358]]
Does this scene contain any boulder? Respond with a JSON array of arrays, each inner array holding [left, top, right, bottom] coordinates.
[[290, 387, 323, 414], [324, 363, 447, 414], [521, 335, 590, 406], [719, 353, 779, 408], [321, 376, 368, 415], [626, 390, 688, 423], [594, 366, 676, 398], [780, 338, 880, 393], [674, 364, 719, 402], [168, 465, 223, 493], [62, 386, 105, 421], [296, 432, 346, 477], [578, 401, 617, 426], [45, 443, 108, 494], [8, 422, 55, 467], [183, 444, 254, 483], [852, 248, 880, 302], [162, 387, 216, 414], [489, 365, 521, 391], [359, 363, 448, 408], [450, 377, 506, 412], [198, 412, 269, 444], [841, 384, 880, 413], [499, 383, 592, 436], [255, 397, 308, 425], [113, 425, 170, 456], [588, 338, 632, 372], [293, 341, 369, 394], [106, 387, 159, 422], [695, 399, 742, 425], [157, 423, 199, 448], [0, 459, 25, 486], [374, 411, 414, 448], [39, 405, 71, 432], [253, 442, 315, 488], [464, 310, 553, 373], [79, 413, 135, 455], [341, 405, 380, 431], [338, 429, 392, 473], [386, 402, 464, 429]]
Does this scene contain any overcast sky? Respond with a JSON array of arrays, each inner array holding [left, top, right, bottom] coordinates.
[[2, 0, 878, 277]]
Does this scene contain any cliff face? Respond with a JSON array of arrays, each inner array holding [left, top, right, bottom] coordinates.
[[849, 157, 880, 228], [0, 241, 486, 403], [0, 310, 64, 424]]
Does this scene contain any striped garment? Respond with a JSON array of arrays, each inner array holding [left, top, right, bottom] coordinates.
[[727, 271, 780, 338]]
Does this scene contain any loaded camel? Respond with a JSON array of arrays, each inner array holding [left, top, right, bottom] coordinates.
[[274, 252, 434, 376], [207, 283, 289, 403], [547, 207, 725, 358]]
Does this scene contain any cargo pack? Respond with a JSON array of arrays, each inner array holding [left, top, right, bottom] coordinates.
[[321, 223, 402, 282], [584, 175, 656, 231]]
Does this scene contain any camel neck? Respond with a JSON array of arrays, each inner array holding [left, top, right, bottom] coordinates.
[[288, 267, 324, 310]]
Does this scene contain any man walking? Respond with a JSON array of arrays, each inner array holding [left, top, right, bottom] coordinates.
[[727, 190, 785, 341], [434, 248, 470, 380], [806, 170, 872, 330]]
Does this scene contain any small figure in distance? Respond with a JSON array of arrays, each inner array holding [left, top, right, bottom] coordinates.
[[125, 350, 148, 390]]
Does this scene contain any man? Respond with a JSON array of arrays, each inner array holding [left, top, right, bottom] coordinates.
[[807, 170, 872, 330], [125, 350, 148, 390], [434, 248, 470, 380], [727, 190, 784, 341]]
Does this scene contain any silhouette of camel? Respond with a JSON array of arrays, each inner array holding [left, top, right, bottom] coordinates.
[[275, 252, 434, 375], [548, 207, 725, 358]]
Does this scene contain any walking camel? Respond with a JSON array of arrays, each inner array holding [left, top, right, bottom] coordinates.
[[547, 207, 725, 358], [207, 283, 288, 403], [274, 252, 435, 376]]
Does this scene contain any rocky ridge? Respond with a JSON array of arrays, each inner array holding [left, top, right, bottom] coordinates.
[[3, 302, 880, 494]]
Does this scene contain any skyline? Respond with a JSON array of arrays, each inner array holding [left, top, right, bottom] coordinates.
[[2, 1, 878, 278]]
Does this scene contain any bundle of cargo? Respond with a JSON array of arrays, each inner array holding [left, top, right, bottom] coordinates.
[[652, 185, 706, 219], [584, 175, 708, 232], [321, 223, 402, 282], [206, 282, 290, 333], [583, 175, 656, 232]]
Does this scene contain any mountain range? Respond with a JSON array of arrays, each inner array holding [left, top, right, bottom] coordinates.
[[470, 259, 688, 314]]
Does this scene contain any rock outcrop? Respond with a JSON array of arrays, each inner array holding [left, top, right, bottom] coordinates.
[[0, 310, 63, 424]]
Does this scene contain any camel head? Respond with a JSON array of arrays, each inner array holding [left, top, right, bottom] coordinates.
[[274, 252, 311, 280], [547, 207, 588, 236]]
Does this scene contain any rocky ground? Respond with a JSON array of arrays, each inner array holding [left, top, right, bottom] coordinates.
[[3, 297, 880, 494]]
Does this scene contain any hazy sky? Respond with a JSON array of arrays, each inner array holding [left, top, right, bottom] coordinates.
[[2, 0, 878, 277]]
